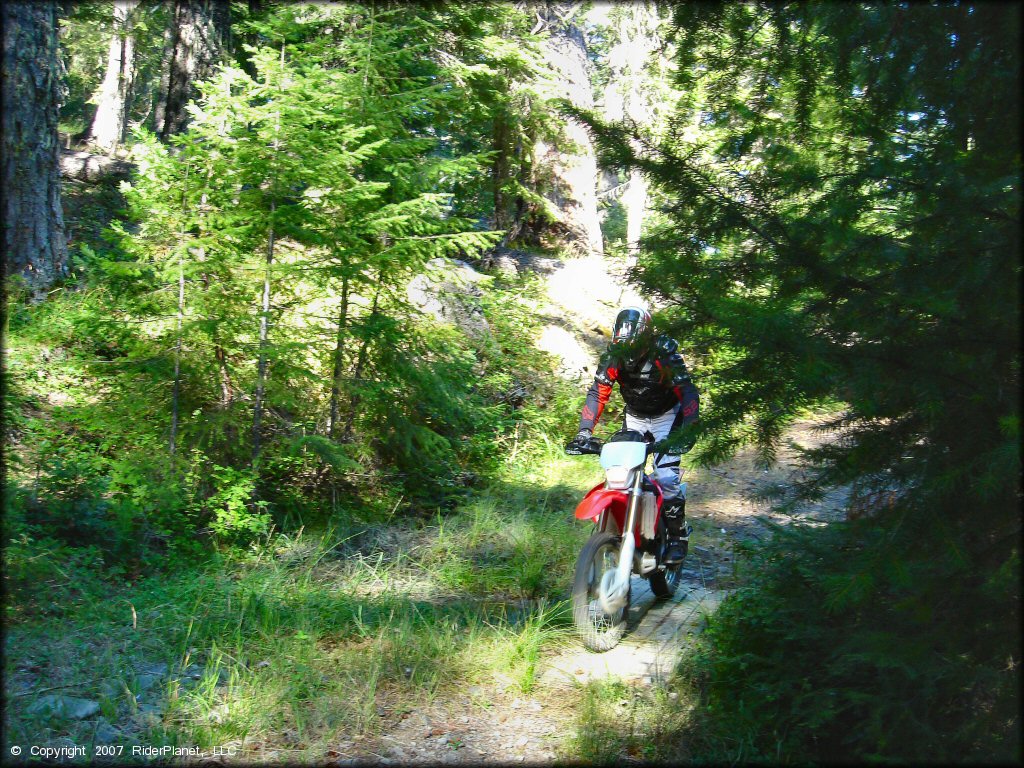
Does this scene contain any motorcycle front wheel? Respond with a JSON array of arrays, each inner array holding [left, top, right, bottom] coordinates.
[[572, 531, 628, 651]]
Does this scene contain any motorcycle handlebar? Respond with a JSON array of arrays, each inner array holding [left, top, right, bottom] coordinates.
[[564, 436, 602, 456], [564, 434, 658, 457]]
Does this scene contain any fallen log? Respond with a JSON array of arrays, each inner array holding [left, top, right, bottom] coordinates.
[[60, 149, 133, 184]]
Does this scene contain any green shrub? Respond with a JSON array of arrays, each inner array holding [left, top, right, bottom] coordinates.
[[683, 517, 1021, 764]]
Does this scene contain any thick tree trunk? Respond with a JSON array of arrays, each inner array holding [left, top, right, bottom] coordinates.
[[1, 0, 68, 295], [88, 0, 138, 154], [154, 0, 229, 139], [533, 3, 603, 256], [492, 111, 511, 231]]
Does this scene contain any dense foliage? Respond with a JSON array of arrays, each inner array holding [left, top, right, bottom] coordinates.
[[574, 1, 1020, 761], [4, 1, 1020, 761], [5, 2, 577, 570]]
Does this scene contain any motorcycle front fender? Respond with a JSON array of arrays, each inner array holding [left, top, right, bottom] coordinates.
[[575, 486, 628, 522]]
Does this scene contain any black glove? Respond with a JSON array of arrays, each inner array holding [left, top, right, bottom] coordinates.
[[565, 428, 593, 455]]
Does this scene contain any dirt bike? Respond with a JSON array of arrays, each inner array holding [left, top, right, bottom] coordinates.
[[565, 428, 690, 651]]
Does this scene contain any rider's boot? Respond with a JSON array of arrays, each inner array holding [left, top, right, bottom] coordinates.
[[662, 496, 691, 565]]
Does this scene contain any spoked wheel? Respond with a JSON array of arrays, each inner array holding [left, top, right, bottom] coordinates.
[[572, 531, 629, 651]]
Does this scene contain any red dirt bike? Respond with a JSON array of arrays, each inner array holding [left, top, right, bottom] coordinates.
[[565, 428, 689, 651]]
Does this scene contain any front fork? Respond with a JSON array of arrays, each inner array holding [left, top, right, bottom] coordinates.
[[598, 468, 643, 614]]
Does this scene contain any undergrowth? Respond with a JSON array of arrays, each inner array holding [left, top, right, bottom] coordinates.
[[4, 465, 591, 759]]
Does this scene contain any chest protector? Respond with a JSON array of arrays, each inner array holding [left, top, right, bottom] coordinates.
[[597, 335, 693, 417]]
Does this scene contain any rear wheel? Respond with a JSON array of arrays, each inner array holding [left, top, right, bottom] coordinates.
[[649, 544, 685, 597], [572, 531, 628, 651], [649, 524, 687, 598]]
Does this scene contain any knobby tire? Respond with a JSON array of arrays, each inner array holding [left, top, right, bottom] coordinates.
[[572, 531, 628, 651]]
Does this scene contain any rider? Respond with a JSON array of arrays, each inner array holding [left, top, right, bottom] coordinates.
[[566, 305, 699, 564]]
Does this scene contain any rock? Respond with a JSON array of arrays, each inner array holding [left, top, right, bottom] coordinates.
[[407, 258, 492, 337], [136, 701, 164, 727], [28, 695, 100, 720], [136, 661, 168, 677], [134, 673, 162, 693], [100, 679, 126, 698], [93, 718, 121, 743], [493, 254, 520, 276], [535, 325, 593, 381], [181, 663, 203, 680]]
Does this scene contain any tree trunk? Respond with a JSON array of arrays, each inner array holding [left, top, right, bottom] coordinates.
[[327, 274, 350, 440], [344, 274, 382, 442], [533, 4, 603, 256], [1, 0, 68, 295], [492, 110, 510, 231], [215, 342, 232, 408], [169, 246, 185, 455], [603, 2, 659, 258], [154, 0, 229, 139], [251, 201, 274, 467], [88, 0, 138, 154]]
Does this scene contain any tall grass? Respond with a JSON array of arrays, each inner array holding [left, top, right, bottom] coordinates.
[[4, 447, 601, 760]]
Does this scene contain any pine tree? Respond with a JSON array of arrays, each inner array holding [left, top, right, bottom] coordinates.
[[87, 0, 139, 153], [573, 1, 1020, 760], [2, 0, 68, 294]]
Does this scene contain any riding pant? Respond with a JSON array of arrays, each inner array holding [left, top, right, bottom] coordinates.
[[623, 404, 685, 500]]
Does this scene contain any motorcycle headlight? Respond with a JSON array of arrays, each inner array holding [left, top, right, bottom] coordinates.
[[605, 466, 630, 489]]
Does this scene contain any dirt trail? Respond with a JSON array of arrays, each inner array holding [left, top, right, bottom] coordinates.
[[337, 254, 852, 765], [345, 416, 846, 765]]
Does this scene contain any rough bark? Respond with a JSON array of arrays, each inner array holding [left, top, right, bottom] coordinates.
[[492, 112, 511, 231], [532, 3, 603, 256], [88, 0, 139, 154], [2, 0, 68, 294], [154, 0, 229, 139]]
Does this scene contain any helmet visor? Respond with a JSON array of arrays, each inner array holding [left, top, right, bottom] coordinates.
[[612, 308, 649, 343]]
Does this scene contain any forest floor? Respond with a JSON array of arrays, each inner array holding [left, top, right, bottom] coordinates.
[[330, 249, 850, 764], [4, 246, 849, 764], [336, 419, 848, 765]]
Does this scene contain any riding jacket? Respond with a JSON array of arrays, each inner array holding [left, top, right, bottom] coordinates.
[[578, 335, 699, 432]]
